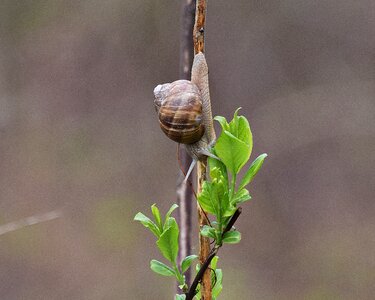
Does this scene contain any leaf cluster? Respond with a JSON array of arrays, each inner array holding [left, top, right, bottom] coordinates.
[[198, 108, 267, 246], [134, 204, 197, 292], [134, 108, 267, 299]]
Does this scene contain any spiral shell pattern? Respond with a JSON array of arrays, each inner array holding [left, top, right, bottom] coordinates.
[[155, 80, 204, 144]]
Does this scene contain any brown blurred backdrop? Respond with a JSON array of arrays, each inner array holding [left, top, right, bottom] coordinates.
[[0, 1, 374, 299]]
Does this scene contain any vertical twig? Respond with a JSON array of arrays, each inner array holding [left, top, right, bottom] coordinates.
[[197, 159, 212, 299], [193, 0, 206, 54], [176, 0, 196, 290], [193, 1, 212, 299]]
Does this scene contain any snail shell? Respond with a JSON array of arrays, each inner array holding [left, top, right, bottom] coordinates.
[[154, 80, 205, 144]]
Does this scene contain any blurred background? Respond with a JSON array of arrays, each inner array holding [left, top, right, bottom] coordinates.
[[0, 0, 374, 299]]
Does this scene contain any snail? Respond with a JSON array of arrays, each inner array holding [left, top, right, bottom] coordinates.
[[154, 52, 218, 180]]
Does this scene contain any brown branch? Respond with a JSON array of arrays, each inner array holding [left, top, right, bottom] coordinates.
[[193, 0, 211, 299], [176, 0, 196, 289], [193, 0, 207, 54], [197, 159, 212, 299]]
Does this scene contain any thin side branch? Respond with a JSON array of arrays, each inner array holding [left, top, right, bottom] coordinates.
[[186, 246, 218, 300], [223, 207, 242, 234], [186, 208, 243, 300], [0, 210, 62, 236]]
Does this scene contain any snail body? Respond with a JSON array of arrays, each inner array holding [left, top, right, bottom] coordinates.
[[154, 53, 217, 180]]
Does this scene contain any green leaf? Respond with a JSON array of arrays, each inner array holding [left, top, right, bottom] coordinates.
[[214, 115, 229, 131], [181, 255, 198, 273], [210, 256, 223, 299], [212, 176, 231, 221], [222, 230, 241, 244], [210, 256, 223, 300], [175, 294, 186, 300], [221, 198, 237, 218], [214, 130, 250, 174], [151, 204, 163, 231], [227, 108, 252, 146], [200, 225, 217, 239], [150, 259, 176, 276], [195, 289, 201, 300], [232, 188, 251, 206], [214, 109, 253, 175], [229, 115, 252, 150], [238, 115, 252, 147], [196, 262, 200, 273], [134, 212, 160, 238], [227, 108, 241, 137], [197, 181, 218, 215], [198, 174, 234, 223], [212, 268, 223, 299], [156, 218, 179, 263], [208, 153, 228, 188], [211, 256, 219, 270], [239, 153, 267, 190], [164, 204, 179, 229]]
